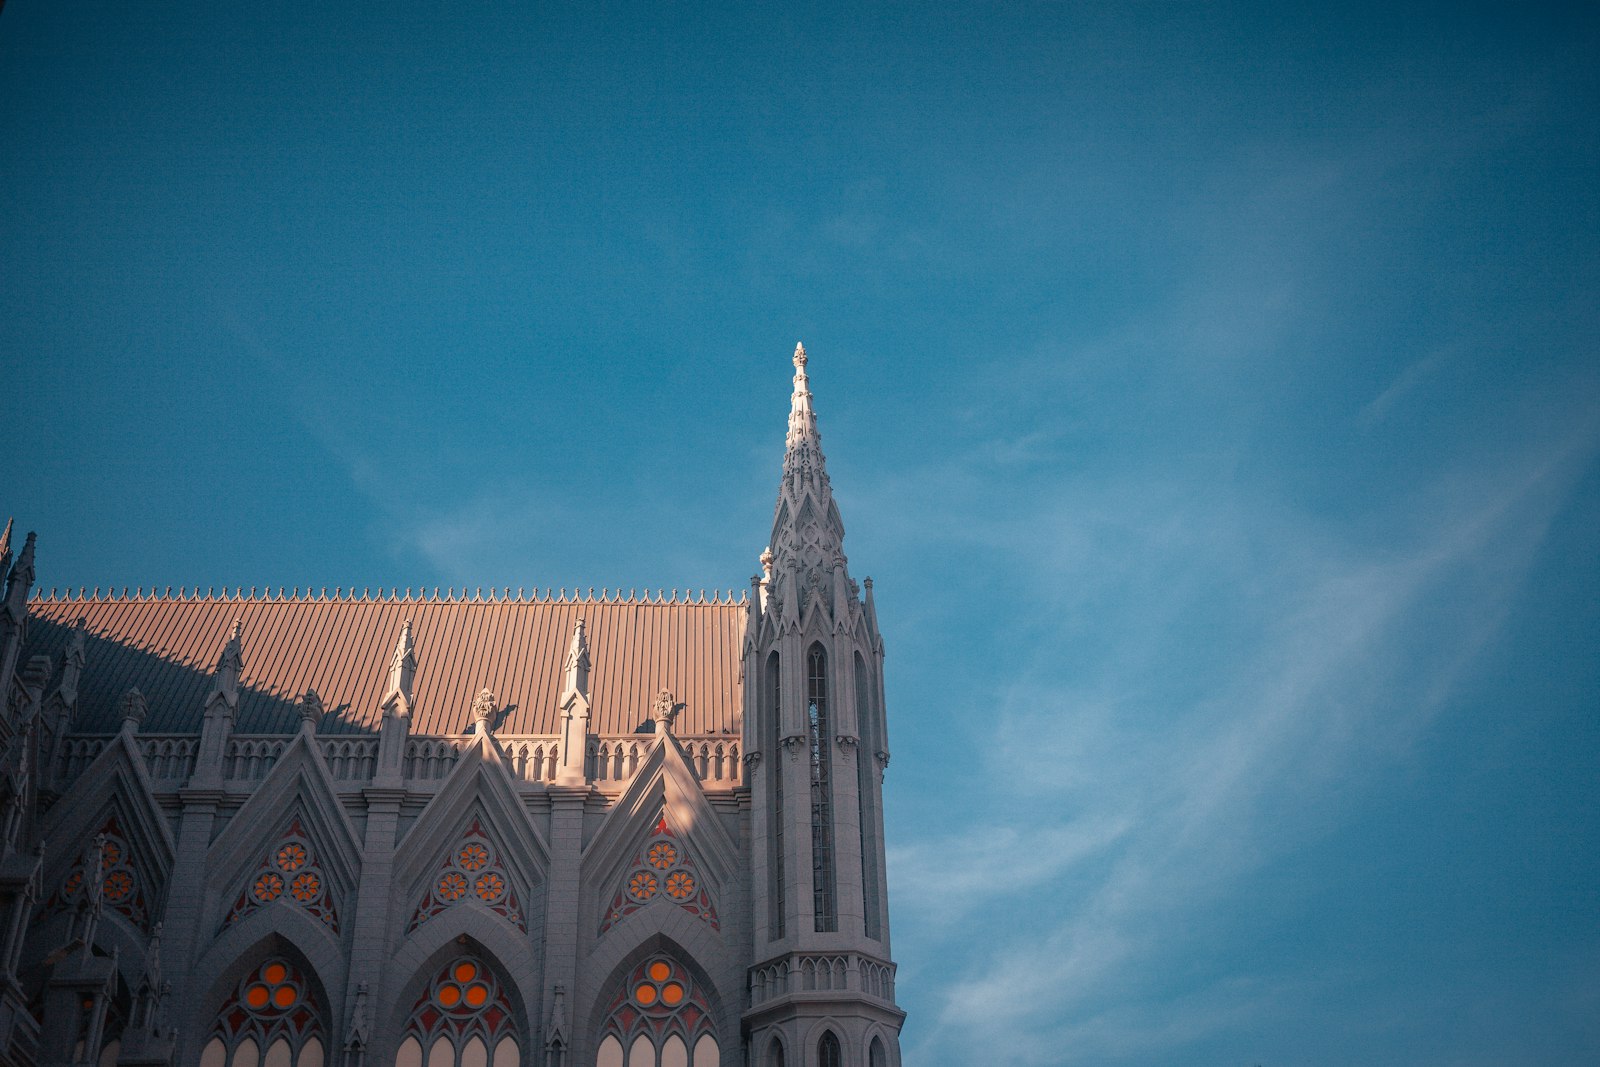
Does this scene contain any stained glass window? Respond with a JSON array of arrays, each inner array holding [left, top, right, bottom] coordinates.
[[223, 818, 338, 933], [807, 644, 836, 932], [766, 652, 785, 941], [394, 957, 520, 1067], [409, 818, 526, 933], [596, 956, 719, 1067], [598, 817, 719, 935], [44, 815, 150, 931], [197, 958, 325, 1067]]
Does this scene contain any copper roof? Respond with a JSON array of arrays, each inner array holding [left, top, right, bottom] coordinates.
[[25, 593, 748, 737]]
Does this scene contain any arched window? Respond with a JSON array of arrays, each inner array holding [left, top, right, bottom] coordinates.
[[766, 652, 785, 940], [854, 653, 882, 940], [817, 1031, 842, 1067], [394, 957, 519, 1067], [869, 1036, 888, 1067], [807, 644, 836, 932], [198, 959, 325, 1067], [768, 1036, 785, 1067], [596, 955, 719, 1066]]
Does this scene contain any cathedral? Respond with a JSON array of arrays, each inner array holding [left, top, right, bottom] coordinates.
[[0, 346, 903, 1067]]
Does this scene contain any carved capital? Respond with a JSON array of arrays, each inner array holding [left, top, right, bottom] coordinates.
[[780, 734, 806, 760], [875, 749, 890, 769], [835, 734, 858, 749], [741, 751, 762, 767]]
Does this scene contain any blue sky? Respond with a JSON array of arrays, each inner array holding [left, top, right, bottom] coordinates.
[[3, 2, 1597, 1064]]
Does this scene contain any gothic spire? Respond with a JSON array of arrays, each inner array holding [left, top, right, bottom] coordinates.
[[562, 616, 590, 702], [207, 620, 243, 712], [767, 343, 853, 631]]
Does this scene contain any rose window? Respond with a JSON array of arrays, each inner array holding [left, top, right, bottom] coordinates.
[[224, 818, 338, 933], [46, 816, 149, 931], [408, 818, 526, 933], [599, 816, 720, 934]]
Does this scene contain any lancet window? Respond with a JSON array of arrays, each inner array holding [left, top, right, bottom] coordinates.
[[807, 644, 836, 932], [855, 652, 882, 940], [44, 815, 151, 931], [599, 816, 719, 935], [869, 1036, 888, 1067], [409, 818, 526, 933], [766, 652, 785, 941], [817, 1032, 842, 1067], [393, 957, 520, 1067], [223, 817, 338, 933], [198, 958, 325, 1067], [594, 955, 719, 1067]]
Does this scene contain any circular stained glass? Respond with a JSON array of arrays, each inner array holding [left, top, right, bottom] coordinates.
[[648, 961, 671, 983], [628, 872, 658, 901], [262, 962, 287, 984], [464, 983, 489, 1007], [459, 843, 490, 871], [253, 872, 285, 902], [273, 984, 298, 1008], [103, 868, 134, 903], [102, 841, 122, 868], [290, 872, 321, 902], [233, 959, 305, 1024], [646, 842, 677, 870], [276, 843, 307, 872], [474, 872, 505, 902], [661, 982, 684, 1006], [664, 871, 695, 900], [246, 984, 270, 1009], [454, 962, 478, 983], [439, 984, 461, 1008], [636, 983, 657, 1005], [439, 872, 468, 901]]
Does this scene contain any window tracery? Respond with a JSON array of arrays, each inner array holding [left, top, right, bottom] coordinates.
[[595, 955, 719, 1067], [197, 958, 325, 1067], [223, 817, 339, 933], [599, 816, 719, 935], [409, 818, 526, 933], [817, 1031, 841, 1067], [43, 814, 151, 931], [393, 957, 519, 1067], [807, 644, 837, 932]]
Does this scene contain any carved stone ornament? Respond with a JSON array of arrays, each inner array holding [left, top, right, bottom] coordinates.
[[741, 751, 762, 767], [835, 734, 858, 749], [471, 688, 498, 725], [120, 687, 148, 729], [300, 687, 325, 731], [780, 735, 806, 760], [651, 689, 679, 731], [875, 749, 890, 769]]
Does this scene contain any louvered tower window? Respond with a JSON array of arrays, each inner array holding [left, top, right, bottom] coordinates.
[[855, 653, 882, 940], [807, 643, 837, 932]]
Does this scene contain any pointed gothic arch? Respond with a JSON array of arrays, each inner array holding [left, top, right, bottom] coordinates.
[[584, 936, 726, 1067], [380, 935, 531, 1067], [805, 642, 836, 933], [190, 934, 335, 1067]]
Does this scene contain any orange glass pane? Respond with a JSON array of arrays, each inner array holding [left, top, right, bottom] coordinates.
[[635, 984, 657, 1005], [439, 984, 462, 1008], [454, 961, 478, 983], [464, 983, 489, 1007], [660, 982, 684, 1006], [262, 962, 288, 985], [273, 984, 298, 1008], [254, 873, 284, 902], [459, 843, 489, 871], [648, 961, 671, 982], [245, 984, 270, 1009], [276, 843, 307, 872], [439, 873, 467, 901]]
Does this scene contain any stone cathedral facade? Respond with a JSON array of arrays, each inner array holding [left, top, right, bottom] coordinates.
[[0, 347, 903, 1067]]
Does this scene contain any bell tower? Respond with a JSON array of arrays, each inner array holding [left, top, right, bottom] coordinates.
[[743, 344, 903, 1066]]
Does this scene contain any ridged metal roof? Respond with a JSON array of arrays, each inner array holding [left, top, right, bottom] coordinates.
[[25, 593, 748, 737]]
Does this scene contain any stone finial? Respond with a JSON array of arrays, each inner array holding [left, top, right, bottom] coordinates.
[[4, 531, 35, 611], [207, 620, 244, 712], [562, 617, 590, 699], [300, 687, 325, 733], [345, 982, 370, 1050], [120, 687, 148, 731], [384, 619, 417, 714], [651, 689, 679, 734], [471, 688, 498, 732]]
